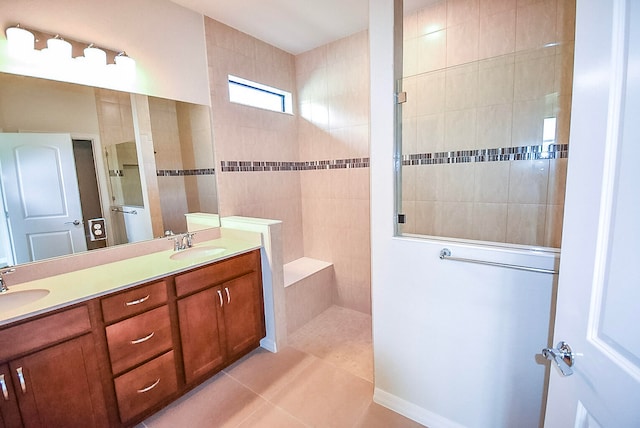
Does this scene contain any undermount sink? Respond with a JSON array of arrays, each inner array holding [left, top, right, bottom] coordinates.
[[0, 289, 50, 312], [169, 245, 226, 261]]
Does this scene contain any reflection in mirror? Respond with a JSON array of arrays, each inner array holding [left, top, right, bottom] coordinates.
[[0, 73, 219, 268]]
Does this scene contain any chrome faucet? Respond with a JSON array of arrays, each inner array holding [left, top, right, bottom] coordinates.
[[0, 268, 15, 293], [170, 232, 196, 251]]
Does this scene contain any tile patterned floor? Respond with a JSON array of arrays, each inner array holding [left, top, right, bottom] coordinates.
[[138, 305, 424, 427]]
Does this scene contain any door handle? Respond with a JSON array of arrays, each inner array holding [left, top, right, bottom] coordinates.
[[64, 219, 82, 226], [542, 341, 574, 376]]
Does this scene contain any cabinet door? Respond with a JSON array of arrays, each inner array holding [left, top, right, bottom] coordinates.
[[0, 364, 22, 428], [221, 272, 265, 359], [10, 334, 108, 428], [178, 288, 225, 384]]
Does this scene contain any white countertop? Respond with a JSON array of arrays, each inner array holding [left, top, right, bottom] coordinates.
[[0, 237, 261, 326]]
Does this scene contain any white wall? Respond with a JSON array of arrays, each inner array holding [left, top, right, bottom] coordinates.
[[370, 1, 558, 427], [0, 0, 210, 105]]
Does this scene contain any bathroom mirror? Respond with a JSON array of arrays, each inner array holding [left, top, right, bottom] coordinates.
[[0, 72, 219, 266]]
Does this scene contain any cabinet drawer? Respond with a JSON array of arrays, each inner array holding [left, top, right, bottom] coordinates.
[[101, 280, 167, 323], [175, 250, 259, 297], [114, 350, 178, 423], [106, 306, 172, 375], [0, 305, 91, 361]]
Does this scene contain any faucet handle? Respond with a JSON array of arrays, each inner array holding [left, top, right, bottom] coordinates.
[[184, 232, 196, 248], [0, 268, 15, 292]]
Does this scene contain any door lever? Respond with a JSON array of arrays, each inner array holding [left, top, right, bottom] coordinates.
[[64, 219, 82, 226], [542, 341, 574, 376]]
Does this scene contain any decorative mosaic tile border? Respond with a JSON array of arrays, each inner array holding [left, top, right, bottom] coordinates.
[[220, 158, 370, 172], [218, 144, 567, 173], [156, 168, 216, 176], [402, 144, 569, 166]]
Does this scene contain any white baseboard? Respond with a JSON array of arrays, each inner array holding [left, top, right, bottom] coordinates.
[[373, 388, 467, 428]]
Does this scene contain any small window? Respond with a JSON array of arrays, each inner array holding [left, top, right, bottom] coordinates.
[[228, 75, 292, 114]]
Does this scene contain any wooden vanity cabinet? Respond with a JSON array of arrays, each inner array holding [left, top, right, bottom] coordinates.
[[1, 248, 265, 427], [176, 249, 265, 385], [0, 306, 109, 428]]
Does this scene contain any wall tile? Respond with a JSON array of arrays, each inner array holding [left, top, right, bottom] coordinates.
[[446, 19, 480, 67], [415, 71, 446, 116], [514, 48, 556, 101], [417, 30, 447, 73], [437, 163, 476, 202], [477, 55, 515, 106], [445, 63, 479, 111], [434, 201, 474, 239], [508, 159, 549, 204], [444, 108, 477, 151], [515, 0, 557, 51], [547, 158, 568, 205], [418, 0, 447, 35], [476, 103, 513, 148], [544, 203, 564, 248], [556, 0, 576, 42], [416, 113, 445, 153], [479, 8, 516, 59], [448, 0, 480, 26], [474, 162, 511, 203], [506, 203, 546, 246], [480, 0, 517, 16], [471, 202, 508, 242]]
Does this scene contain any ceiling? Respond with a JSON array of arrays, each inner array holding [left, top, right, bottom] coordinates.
[[170, 0, 431, 55]]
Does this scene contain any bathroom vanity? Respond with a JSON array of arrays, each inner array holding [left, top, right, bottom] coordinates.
[[0, 241, 265, 427]]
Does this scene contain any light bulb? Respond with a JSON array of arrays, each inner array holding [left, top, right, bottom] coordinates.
[[84, 45, 107, 67], [6, 26, 35, 57], [46, 36, 72, 60]]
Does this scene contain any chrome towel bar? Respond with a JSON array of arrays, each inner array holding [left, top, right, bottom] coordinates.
[[439, 248, 558, 275], [111, 207, 138, 215]]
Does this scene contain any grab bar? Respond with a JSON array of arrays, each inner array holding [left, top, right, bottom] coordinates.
[[439, 248, 558, 275], [111, 207, 138, 215]]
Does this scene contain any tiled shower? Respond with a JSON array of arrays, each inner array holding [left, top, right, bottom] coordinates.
[[399, 0, 575, 248], [205, 19, 372, 314]]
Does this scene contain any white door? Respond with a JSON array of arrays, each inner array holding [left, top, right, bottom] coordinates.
[[0, 133, 87, 264], [544, 0, 640, 426]]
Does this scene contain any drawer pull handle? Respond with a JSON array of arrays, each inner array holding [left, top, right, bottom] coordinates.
[[0, 374, 8, 400], [137, 378, 160, 393], [217, 289, 223, 307], [16, 367, 26, 394], [125, 294, 150, 306], [130, 331, 155, 344], [225, 287, 231, 304]]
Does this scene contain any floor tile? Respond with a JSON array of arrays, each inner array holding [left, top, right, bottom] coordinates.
[[270, 358, 373, 427], [142, 372, 265, 428], [224, 346, 315, 400], [288, 305, 374, 382], [355, 402, 426, 428], [236, 401, 307, 428]]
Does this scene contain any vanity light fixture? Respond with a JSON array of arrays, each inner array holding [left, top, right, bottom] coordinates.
[[4, 24, 136, 77]]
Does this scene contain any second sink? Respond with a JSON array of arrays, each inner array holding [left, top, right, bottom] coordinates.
[[0, 289, 50, 312], [169, 246, 226, 261]]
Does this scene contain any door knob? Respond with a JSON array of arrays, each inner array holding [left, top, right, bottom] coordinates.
[[542, 341, 574, 376]]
